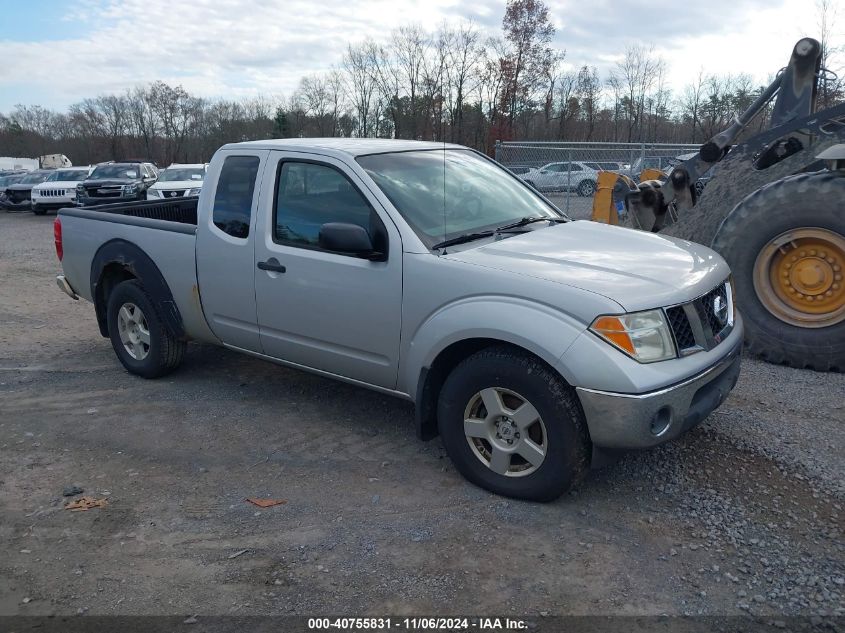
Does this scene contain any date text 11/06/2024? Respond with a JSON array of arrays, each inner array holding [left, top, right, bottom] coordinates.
[[307, 617, 528, 630]]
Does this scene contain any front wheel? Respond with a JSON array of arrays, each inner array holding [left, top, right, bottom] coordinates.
[[577, 179, 597, 197], [713, 172, 845, 371], [32, 207, 47, 216], [437, 346, 590, 501], [106, 279, 186, 378]]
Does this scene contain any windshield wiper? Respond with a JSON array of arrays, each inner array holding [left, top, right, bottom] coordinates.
[[495, 216, 567, 232], [432, 216, 568, 251], [432, 231, 495, 250]]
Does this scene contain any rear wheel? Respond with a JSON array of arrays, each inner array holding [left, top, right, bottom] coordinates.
[[106, 279, 186, 378], [437, 346, 590, 501], [713, 172, 845, 371]]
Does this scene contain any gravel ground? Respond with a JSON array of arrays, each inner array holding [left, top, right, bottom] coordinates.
[[0, 210, 842, 620]]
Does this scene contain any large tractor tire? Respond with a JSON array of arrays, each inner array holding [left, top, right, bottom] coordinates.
[[713, 172, 845, 372]]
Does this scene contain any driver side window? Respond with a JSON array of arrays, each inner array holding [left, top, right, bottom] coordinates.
[[274, 161, 384, 254]]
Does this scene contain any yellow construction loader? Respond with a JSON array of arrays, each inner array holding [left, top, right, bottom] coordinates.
[[591, 38, 845, 372]]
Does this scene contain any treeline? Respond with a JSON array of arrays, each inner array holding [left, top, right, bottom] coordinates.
[[1, 0, 842, 166]]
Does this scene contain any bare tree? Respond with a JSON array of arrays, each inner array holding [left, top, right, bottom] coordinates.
[[614, 44, 664, 142], [679, 69, 705, 142], [439, 22, 483, 144], [555, 70, 577, 140], [343, 40, 380, 137], [817, 0, 845, 108], [296, 75, 333, 136], [576, 65, 600, 140]]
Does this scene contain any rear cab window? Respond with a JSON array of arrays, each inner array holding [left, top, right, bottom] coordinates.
[[213, 156, 261, 239]]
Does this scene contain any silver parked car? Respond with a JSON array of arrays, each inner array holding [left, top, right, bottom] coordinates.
[[521, 161, 600, 196]]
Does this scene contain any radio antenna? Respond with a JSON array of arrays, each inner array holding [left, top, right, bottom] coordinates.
[[441, 66, 447, 252]]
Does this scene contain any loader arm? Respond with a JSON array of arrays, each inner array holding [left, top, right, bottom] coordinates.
[[597, 38, 826, 232]]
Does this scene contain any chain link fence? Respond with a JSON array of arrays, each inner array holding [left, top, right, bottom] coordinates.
[[495, 141, 700, 219]]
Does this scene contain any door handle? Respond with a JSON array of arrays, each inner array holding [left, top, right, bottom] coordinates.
[[257, 259, 286, 273]]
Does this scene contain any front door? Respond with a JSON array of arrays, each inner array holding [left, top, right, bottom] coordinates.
[[253, 152, 402, 389]]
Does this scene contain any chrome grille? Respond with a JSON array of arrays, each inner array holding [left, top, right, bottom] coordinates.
[[700, 284, 731, 339], [86, 185, 122, 198], [666, 305, 696, 352], [665, 280, 734, 355]]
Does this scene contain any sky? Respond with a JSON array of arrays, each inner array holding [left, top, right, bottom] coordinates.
[[0, 0, 839, 113]]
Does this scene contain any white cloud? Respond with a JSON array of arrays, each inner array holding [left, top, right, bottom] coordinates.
[[0, 0, 836, 111]]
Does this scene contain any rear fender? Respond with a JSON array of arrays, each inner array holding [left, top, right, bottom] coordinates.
[[90, 239, 185, 340]]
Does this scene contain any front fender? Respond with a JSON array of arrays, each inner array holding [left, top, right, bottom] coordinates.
[[399, 295, 588, 396]]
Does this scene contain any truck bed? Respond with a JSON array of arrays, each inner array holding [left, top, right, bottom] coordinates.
[[57, 197, 217, 344], [72, 198, 198, 225]]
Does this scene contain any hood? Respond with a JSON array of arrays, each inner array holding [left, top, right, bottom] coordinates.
[[7, 183, 36, 192], [150, 180, 202, 190], [83, 179, 139, 187], [446, 220, 729, 312], [33, 180, 84, 190]]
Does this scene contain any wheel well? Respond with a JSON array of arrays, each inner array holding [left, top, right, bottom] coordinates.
[[93, 264, 137, 337], [415, 338, 556, 441], [90, 239, 186, 341]]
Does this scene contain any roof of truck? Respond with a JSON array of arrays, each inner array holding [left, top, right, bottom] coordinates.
[[220, 138, 467, 157]]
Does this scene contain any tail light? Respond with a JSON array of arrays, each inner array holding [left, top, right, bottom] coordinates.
[[54, 217, 63, 261]]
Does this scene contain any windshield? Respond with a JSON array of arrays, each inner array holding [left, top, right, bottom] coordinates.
[[52, 169, 89, 181], [0, 175, 24, 187], [90, 164, 139, 180], [20, 172, 50, 184], [159, 167, 204, 182], [357, 150, 560, 248]]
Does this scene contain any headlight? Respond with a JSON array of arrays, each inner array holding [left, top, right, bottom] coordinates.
[[147, 189, 161, 198], [590, 309, 676, 363], [187, 187, 202, 196], [122, 184, 138, 195]]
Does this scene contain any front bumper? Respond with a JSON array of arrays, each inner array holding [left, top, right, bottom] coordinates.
[[0, 199, 32, 211], [77, 193, 142, 207], [575, 332, 742, 450], [33, 198, 75, 211]]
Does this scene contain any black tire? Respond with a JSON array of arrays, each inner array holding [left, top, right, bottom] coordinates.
[[106, 279, 186, 378], [577, 179, 596, 197], [437, 346, 590, 501], [713, 172, 845, 372], [32, 207, 47, 216]]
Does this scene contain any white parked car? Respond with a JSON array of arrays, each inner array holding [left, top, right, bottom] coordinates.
[[146, 163, 207, 200], [30, 167, 93, 215], [521, 161, 600, 196]]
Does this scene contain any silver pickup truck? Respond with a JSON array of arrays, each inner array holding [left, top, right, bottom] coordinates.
[[54, 139, 742, 501]]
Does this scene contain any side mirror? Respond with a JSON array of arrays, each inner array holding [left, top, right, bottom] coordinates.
[[318, 222, 383, 260]]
